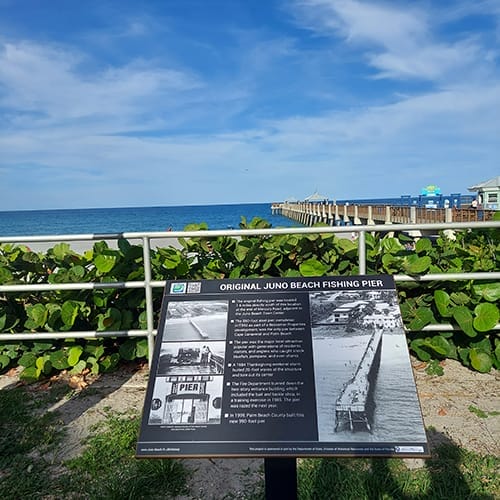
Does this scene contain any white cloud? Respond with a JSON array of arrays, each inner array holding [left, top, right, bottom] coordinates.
[[291, 0, 492, 81], [0, 41, 201, 126]]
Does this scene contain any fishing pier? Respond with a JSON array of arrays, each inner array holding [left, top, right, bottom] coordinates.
[[272, 202, 495, 227], [334, 330, 383, 432]]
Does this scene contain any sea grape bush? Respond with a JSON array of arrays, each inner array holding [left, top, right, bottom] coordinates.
[[0, 216, 498, 381]]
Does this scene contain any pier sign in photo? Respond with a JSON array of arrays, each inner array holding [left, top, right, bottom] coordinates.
[[136, 276, 429, 458]]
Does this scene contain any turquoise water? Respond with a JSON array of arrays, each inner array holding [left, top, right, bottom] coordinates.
[[0, 203, 301, 237]]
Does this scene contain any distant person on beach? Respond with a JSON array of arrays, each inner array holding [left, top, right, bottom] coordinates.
[[470, 199, 478, 209]]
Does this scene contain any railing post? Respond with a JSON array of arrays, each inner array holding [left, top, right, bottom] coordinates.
[[410, 206, 417, 224], [358, 230, 366, 275], [367, 206, 374, 225], [445, 208, 453, 223], [143, 236, 155, 366], [385, 206, 392, 224]]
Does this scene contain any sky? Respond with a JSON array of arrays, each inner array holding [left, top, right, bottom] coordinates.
[[1, 0, 499, 210]]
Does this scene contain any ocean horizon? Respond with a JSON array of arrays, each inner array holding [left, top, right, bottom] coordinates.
[[0, 202, 301, 237]]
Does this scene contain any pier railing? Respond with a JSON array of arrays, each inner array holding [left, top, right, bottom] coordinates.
[[272, 202, 496, 225], [1, 220, 499, 363]]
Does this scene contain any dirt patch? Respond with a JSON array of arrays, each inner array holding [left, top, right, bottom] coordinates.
[[1, 359, 498, 499]]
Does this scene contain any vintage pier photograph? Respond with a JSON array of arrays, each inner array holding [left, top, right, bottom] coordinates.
[[161, 300, 229, 342], [156, 341, 226, 376], [309, 289, 427, 443]]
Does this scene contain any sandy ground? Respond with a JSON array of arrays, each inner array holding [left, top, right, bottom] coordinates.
[[1, 358, 498, 499]]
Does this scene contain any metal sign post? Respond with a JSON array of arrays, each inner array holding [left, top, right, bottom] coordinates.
[[265, 458, 297, 500]]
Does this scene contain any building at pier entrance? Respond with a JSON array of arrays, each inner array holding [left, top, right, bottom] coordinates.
[[468, 176, 500, 210], [148, 375, 222, 425]]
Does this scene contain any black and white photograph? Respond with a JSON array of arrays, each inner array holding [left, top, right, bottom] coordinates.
[[161, 300, 228, 341], [310, 289, 427, 443], [156, 341, 226, 376], [148, 375, 223, 426]]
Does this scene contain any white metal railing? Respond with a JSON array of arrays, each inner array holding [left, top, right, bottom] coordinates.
[[1, 220, 499, 363]]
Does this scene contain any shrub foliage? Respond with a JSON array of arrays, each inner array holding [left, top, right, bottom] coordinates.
[[1, 216, 498, 380]]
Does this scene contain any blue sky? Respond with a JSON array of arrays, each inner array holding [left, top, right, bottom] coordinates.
[[1, 0, 499, 210]]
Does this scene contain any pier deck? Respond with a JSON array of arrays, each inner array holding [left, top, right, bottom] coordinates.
[[335, 329, 383, 432]]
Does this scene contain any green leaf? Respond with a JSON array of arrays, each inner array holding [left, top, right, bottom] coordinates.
[[50, 350, 70, 370], [68, 265, 85, 280], [119, 339, 137, 361], [234, 240, 253, 262], [408, 307, 433, 330], [472, 282, 500, 302], [427, 335, 452, 356], [425, 359, 444, 376], [99, 353, 120, 372], [0, 267, 13, 284], [84, 343, 105, 359], [136, 339, 149, 358], [453, 306, 476, 337], [70, 359, 87, 375], [26, 303, 48, 328], [415, 238, 432, 254], [51, 242, 74, 260], [381, 238, 404, 254], [88, 356, 100, 375], [403, 255, 431, 274], [61, 300, 80, 327], [32, 341, 53, 353], [381, 254, 401, 272], [457, 347, 470, 366], [36, 355, 52, 375], [94, 253, 117, 273], [97, 308, 121, 331], [434, 290, 451, 318], [335, 238, 358, 255], [299, 258, 328, 276], [68, 345, 83, 366], [117, 238, 131, 254], [0, 354, 11, 369], [410, 339, 431, 361], [18, 352, 36, 367], [450, 292, 470, 306], [184, 223, 208, 231], [469, 348, 493, 373], [19, 365, 41, 382], [160, 248, 182, 269], [473, 303, 499, 332]]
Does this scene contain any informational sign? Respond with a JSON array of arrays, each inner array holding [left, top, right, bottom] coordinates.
[[136, 276, 429, 458]]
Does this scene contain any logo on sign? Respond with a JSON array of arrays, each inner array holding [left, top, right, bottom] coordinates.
[[170, 282, 187, 294]]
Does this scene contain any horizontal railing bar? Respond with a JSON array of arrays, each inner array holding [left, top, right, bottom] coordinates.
[[0, 281, 146, 292], [0, 221, 499, 243], [1, 272, 497, 294], [0, 329, 157, 341], [420, 324, 500, 332], [393, 272, 500, 282]]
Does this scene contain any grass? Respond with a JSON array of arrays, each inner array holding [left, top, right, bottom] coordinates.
[[297, 447, 499, 499], [0, 382, 188, 499], [0, 381, 498, 499]]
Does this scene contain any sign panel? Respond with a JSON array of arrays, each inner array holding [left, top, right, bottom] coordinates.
[[136, 276, 429, 458]]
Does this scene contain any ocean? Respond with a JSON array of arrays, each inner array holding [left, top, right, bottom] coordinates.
[[0, 203, 300, 237]]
